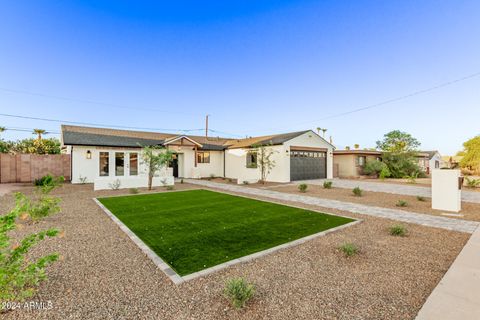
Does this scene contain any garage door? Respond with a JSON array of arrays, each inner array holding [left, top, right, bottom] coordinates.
[[290, 150, 326, 181]]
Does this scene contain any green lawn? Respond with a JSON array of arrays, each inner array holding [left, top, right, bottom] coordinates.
[[98, 189, 354, 276]]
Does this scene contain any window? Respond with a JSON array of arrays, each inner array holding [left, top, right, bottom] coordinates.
[[129, 153, 138, 176], [357, 156, 366, 167], [99, 152, 109, 176], [115, 152, 124, 176], [246, 151, 257, 168], [197, 152, 210, 164]]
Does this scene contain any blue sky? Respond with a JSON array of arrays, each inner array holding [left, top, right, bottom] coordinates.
[[0, 0, 479, 154]]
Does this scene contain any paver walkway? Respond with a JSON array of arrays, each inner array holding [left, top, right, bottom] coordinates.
[[416, 224, 480, 319], [186, 179, 479, 234], [291, 179, 480, 204]]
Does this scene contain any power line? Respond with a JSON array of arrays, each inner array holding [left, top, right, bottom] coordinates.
[[0, 112, 205, 133], [3, 126, 60, 134], [0, 87, 206, 116], [239, 70, 480, 134]]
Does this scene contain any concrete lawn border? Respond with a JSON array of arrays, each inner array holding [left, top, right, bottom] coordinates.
[[93, 193, 361, 285]]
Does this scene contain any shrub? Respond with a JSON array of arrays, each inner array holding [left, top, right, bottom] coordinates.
[[339, 243, 358, 257], [243, 181, 249, 185], [465, 177, 480, 188], [417, 196, 426, 202], [352, 187, 362, 197], [108, 179, 121, 190], [323, 181, 333, 189], [0, 191, 60, 303], [129, 188, 139, 194], [34, 174, 64, 188], [379, 166, 391, 180], [298, 183, 308, 193], [363, 160, 389, 177], [78, 175, 88, 184], [381, 152, 422, 179], [210, 174, 216, 179], [389, 224, 407, 236], [180, 179, 184, 184], [396, 200, 408, 207], [15, 184, 61, 221], [223, 277, 255, 309], [166, 186, 174, 190], [404, 172, 419, 184]]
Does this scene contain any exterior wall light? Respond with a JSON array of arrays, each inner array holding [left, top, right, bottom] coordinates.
[[86, 150, 92, 159]]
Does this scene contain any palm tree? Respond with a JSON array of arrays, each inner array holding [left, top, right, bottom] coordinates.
[[316, 127, 322, 135], [33, 129, 46, 140], [321, 128, 327, 138]]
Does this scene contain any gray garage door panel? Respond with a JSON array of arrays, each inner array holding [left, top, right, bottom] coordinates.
[[290, 151, 326, 181]]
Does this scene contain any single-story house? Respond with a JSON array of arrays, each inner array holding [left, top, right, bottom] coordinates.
[[61, 125, 335, 190], [415, 150, 442, 174], [333, 149, 382, 178]]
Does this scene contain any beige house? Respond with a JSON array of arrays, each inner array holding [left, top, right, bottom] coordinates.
[[333, 149, 382, 178]]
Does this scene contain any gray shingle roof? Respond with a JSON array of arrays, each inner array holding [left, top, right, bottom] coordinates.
[[63, 131, 164, 148]]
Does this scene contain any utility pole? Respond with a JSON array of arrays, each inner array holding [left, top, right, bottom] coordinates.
[[205, 114, 209, 140]]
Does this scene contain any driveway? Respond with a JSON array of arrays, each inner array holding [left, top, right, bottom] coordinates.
[[0, 183, 28, 197], [293, 179, 480, 204]]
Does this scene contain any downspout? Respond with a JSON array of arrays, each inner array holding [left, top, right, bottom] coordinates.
[[70, 145, 73, 183], [223, 149, 226, 178]]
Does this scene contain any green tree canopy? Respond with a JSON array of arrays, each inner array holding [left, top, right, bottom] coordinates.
[[376, 130, 420, 153], [460, 135, 480, 174]]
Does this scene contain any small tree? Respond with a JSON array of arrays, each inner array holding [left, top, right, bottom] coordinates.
[[376, 130, 420, 153], [459, 136, 480, 174], [252, 144, 277, 184], [141, 146, 174, 190]]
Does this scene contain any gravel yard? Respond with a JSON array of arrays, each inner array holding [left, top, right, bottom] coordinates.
[[270, 184, 480, 221], [0, 183, 470, 320]]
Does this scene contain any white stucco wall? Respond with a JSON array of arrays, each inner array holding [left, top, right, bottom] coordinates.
[[71, 146, 173, 190], [166, 146, 224, 178]]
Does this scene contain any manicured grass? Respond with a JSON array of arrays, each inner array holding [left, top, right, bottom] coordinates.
[[98, 189, 354, 276]]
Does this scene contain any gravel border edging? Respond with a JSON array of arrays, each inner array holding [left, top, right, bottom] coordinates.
[[93, 197, 361, 285]]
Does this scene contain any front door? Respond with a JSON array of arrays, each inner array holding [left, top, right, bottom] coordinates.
[[170, 156, 179, 178]]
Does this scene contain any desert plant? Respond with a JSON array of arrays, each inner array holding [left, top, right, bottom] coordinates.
[[404, 172, 419, 184], [108, 179, 121, 190], [389, 224, 407, 236], [228, 178, 233, 183], [34, 174, 64, 188], [180, 179, 184, 184], [129, 188, 139, 194], [417, 196, 426, 202], [465, 177, 480, 188], [323, 181, 333, 189], [0, 191, 60, 304], [166, 186, 174, 190], [396, 200, 408, 207], [209, 174, 216, 179], [223, 277, 255, 309], [78, 175, 88, 184], [363, 160, 388, 177], [243, 181, 249, 185], [379, 166, 391, 180], [352, 187, 362, 197], [339, 243, 358, 257], [298, 183, 308, 193]]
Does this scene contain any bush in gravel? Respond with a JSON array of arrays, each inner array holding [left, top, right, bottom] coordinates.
[[166, 186, 174, 190], [298, 183, 308, 193], [352, 187, 362, 197], [389, 224, 407, 236], [243, 181, 249, 185], [129, 188, 139, 194], [416, 196, 426, 202], [180, 179, 184, 184], [224, 277, 255, 309], [396, 200, 408, 207], [339, 243, 358, 257], [0, 190, 60, 304], [465, 177, 480, 188], [108, 179, 121, 190], [16, 184, 61, 222], [323, 181, 333, 189]]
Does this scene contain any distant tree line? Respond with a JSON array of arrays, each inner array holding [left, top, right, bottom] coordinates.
[[0, 127, 61, 154]]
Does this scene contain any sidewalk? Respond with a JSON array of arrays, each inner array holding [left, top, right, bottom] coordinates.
[[185, 179, 479, 233], [416, 224, 480, 319]]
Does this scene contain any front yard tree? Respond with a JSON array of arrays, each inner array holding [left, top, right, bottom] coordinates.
[[142, 146, 174, 190], [252, 143, 277, 184], [459, 135, 480, 174], [376, 130, 420, 153]]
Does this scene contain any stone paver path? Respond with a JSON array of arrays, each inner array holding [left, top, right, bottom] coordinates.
[[291, 179, 480, 204], [416, 224, 480, 319], [186, 179, 479, 234]]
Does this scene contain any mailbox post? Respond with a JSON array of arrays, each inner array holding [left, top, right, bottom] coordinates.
[[431, 169, 462, 212]]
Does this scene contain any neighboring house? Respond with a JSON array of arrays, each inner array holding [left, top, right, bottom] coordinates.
[[61, 125, 334, 190], [415, 150, 442, 174], [333, 149, 382, 178]]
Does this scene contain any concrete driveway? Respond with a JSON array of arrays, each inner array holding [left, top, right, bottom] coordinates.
[[293, 179, 480, 204]]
